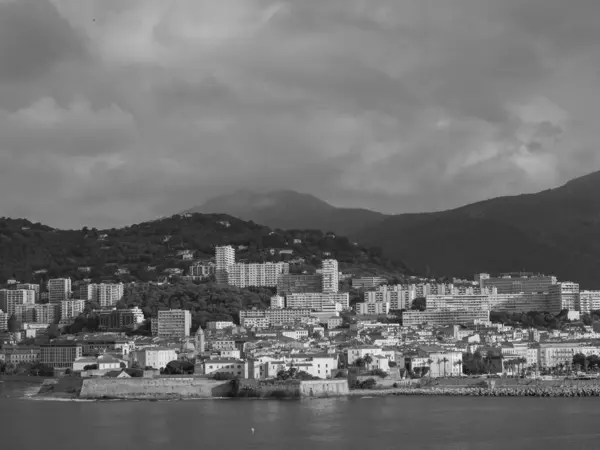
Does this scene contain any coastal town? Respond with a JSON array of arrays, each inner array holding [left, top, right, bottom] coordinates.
[[2, 238, 600, 398]]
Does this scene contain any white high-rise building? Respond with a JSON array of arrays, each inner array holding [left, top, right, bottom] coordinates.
[[48, 278, 71, 304], [215, 246, 235, 284], [17, 284, 40, 302], [61, 299, 86, 319], [156, 309, 192, 338], [548, 282, 580, 311], [81, 283, 124, 308], [0, 289, 36, 317], [579, 291, 600, 314], [34, 304, 60, 324], [0, 310, 7, 331], [321, 259, 339, 293], [227, 262, 289, 288], [14, 303, 36, 323], [286, 292, 349, 311]]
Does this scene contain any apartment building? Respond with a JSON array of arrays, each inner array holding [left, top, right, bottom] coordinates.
[[0, 289, 36, 317], [16, 284, 40, 302], [402, 309, 490, 327], [48, 278, 71, 304], [60, 299, 86, 320], [364, 290, 411, 310], [34, 304, 60, 324], [286, 292, 349, 311], [81, 283, 124, 308], [40, 341, 83, 368], [215, 245, 235, 284], [270, 295, 285, 309], [227, 262, 289, 288], [277, 274, 322, 295], [14, 303, 36, 323], [206, 321, 235, 330], [132, 348, 177, 370], [321, 259, 339, 293], [241, 316, 271, 329], [537, 343, 599, 369], [478, 273, 557, 294], [156, 309, 191, 338], [500, 343, 538, 368], [426, 292, 560, 314], [548, 282, 580, 311], [579, 291, 600, 314], [0, 310, 7, 331], [355, 301, 390, 315], [98, 307, 144, 331], [268, 308, 311, 325], [189, 263, 215, 278], [351, 277, 385, 289]]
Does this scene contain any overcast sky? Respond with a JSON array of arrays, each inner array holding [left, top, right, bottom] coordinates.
[[1, 0, 599, 229]]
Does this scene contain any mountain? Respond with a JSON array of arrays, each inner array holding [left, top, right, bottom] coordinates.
[[0, 213, 408, 285], [356, 170, 600, 289], [185, 189, 386, 236]]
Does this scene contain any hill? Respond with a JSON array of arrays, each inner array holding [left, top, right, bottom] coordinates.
[[184, 189, 386, 237], [356, 170, 600, 289], [0, 213, 408, 286]]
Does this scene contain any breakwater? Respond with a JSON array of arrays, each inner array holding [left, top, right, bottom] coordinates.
[[349, 385, 600, 397]]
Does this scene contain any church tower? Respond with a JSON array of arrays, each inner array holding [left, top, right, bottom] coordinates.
[[195, 326, 205, 354]]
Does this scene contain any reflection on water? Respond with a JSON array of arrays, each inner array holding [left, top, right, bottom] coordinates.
[[1, 384, 600, 450]]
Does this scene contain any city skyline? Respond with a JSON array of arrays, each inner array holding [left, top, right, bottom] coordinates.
[[1, 1, 600, 229]]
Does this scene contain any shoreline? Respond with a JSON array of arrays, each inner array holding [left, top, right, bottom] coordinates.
[[28, 386, 600, 401], [18, 377, 600, 401]]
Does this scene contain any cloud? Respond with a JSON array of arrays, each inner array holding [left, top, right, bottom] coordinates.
[[0, 0, 599, 228], [0, 0, 88, 82]]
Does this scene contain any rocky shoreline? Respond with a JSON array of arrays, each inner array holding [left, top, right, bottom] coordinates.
[[349, 385, 600, 397]]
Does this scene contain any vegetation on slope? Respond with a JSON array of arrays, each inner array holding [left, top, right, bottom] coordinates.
[[0, 213, 408, 285]]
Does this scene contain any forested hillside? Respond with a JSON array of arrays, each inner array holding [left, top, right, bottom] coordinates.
[[0, 213, 408, 286]]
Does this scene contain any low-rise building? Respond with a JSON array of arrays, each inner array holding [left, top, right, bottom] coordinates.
[[40, 341, 83, 368], [0, 346, 41, 365], [206, 321, 235, 331], [201, 358, 248, 378], [132, 348, 177, 370], [402, 309, 490, 327]]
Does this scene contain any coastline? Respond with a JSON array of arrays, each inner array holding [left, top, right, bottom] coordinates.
[[19, 376, 600, 401]]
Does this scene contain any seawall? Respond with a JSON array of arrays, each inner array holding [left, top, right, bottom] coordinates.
[[231, 379, 350, 399], [299, 380, 349, 397], [79, 377, 235, 399], [80, 378, 349, 400]]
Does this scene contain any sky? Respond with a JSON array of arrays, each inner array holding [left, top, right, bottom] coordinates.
[[1, 0, 600, 229]]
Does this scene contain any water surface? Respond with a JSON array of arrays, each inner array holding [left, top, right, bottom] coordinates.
[[2, 381, 600, 450]]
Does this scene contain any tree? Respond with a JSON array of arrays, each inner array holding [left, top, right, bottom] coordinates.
[[411, 297, 427, 311], [426, 358, 434, 377], [363, 354, 373, 370], [454, 359, 462, 376], [7, 314, 20, 333]]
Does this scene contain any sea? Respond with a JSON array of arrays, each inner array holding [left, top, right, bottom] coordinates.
[[2, 380, 600, 450]]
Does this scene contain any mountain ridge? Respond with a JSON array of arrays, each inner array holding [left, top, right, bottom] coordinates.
[[189, 170, 600, 288], [185, 189, 387, 236]]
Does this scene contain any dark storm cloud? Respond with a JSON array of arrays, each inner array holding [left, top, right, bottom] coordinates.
[[0, 0, 88, 82], [0, 0, 599, 228]]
